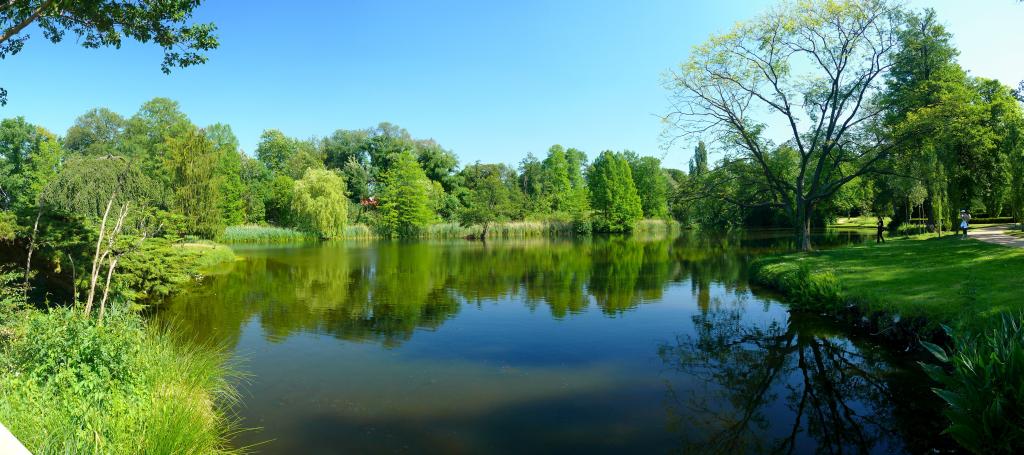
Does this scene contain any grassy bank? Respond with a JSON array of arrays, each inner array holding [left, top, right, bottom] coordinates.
[[0, 236, 241, 454], [0, 307, 239, 454], [751, 234, 1024, 336]]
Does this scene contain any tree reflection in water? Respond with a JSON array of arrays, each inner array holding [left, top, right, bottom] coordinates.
[[658, 295, 953, 454]]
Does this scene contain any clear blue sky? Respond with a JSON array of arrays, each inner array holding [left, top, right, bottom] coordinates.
[[2, 0, 1022, 170]]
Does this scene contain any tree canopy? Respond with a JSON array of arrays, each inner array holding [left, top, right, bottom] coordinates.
[[0, 0, 218, 105]]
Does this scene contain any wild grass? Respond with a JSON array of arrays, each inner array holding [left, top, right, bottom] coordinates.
[[0, 308, 240, 454], [751, 234, 1024, 330], [220, 225, 314, 244], [344, 224, 373, 239]]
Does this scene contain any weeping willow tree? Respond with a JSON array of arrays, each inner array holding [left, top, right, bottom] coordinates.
[[164, 127, 223, 238], [292, 168, 348, 239], [42, 155, 157, 218]]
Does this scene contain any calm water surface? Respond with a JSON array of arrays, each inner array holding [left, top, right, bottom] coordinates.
[[159, 231, 954, 454]]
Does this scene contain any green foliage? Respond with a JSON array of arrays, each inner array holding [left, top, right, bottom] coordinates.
[[377, 151, 435, 238], [114, 238, 235, 303], [255, 129, 324, 180], [689, 141, 708, 177], [239, 156, 270, 223], [0, 267, 26, 323], [165, 127, 223, 238], [292, 169, 348, 239], [121, 98, 193, 201], [920, 314, 1024, 453], [458, 163, 517, 237], [0, 308, 238, 454], [0, 210, 16, 241], [42, 155, 158, 219], [0, 117, 63, 210], [625, 152, 669, 218], [587, 151, 643, 233], [265, 174, 295, 227], [64, 108, 126, 156], [0, 1, 218, 105], [206, 123, 246, 226]]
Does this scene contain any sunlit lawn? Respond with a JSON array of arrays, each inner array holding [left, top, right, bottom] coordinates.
[[769, 233, 1024, 328]]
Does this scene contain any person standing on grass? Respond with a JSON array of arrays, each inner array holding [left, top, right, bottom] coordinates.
[[876, 218, 886, 243], [960, 209, 971, 239]]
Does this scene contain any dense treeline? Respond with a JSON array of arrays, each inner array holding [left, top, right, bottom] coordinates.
[[665, 2, 1024, 248], [0, 102, 673, 248]]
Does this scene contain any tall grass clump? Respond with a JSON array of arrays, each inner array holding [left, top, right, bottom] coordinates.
[[221, 225, 313, 244], [343, 224, 373, 239], [0, 307, 240, 454], [920, 313, 1024, 454], [632, 219, 681, 236]]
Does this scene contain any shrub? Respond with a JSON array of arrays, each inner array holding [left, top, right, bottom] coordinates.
[[920, 314, 1024, 454], [114, 238, 236, 303]]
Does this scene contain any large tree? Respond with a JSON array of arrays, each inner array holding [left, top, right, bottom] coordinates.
[[626, 152, 669, 218], [377, 151, 435, 238], [0, 0, 218, 105], [458, 162, 517, 239], [587, 151, 643, 233], [665, 0, 904, 250], [164, 126, 222, 238]]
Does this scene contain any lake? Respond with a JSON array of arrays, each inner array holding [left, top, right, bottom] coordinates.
[[158, 231, 955, 454]]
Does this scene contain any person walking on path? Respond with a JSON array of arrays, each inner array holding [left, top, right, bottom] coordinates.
[[960, 210, 971, 239], [876, 218, 886, 243]]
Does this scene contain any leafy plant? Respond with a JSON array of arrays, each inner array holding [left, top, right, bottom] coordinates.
[[920, 314, 1024, 453]]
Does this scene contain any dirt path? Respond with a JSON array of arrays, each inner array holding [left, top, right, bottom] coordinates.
[[970, 224, 1024, 248]]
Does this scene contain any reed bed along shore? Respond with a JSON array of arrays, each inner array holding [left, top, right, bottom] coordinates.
[[222, 219, 680, 244]]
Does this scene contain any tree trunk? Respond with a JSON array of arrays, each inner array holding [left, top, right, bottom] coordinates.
[[796, 203, 813, 251], [23, 207, 41, 295], [84, 197, 114, 315], [481, 223, 490, 242], [98, 258, 119, 323]]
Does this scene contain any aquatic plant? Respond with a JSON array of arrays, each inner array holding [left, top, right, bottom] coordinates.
[[920, 314, 1024, 454]]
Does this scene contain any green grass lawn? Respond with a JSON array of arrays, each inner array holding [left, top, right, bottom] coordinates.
[[753, 234, 1024, 330]]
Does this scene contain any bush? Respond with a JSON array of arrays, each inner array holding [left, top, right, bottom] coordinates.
[[114, 238, 236, 303], [920, 313, 1024, 454], [0, 308, 239, 454]]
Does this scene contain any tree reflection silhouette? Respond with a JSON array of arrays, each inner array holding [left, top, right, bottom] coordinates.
[[657, 295, 951, 454], [159, 230, 875, 351]]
